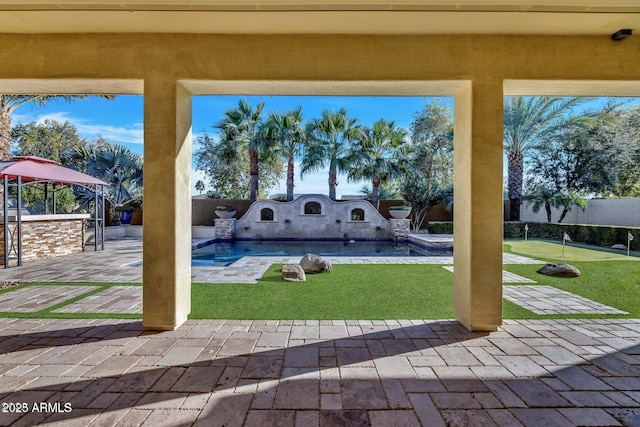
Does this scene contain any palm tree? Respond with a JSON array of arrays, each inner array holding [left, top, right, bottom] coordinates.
[[526, 186, 560, 222], [0, 95, 114, 160], [348, 119, 408, 208], [195, 180, 205, 194], [75, 142, 143, 221], [263, 107, 305, 202], [504, 96, 593, 221], [216, 99, 265, 202], [301, 108, 361, 201], [556, 190, 588, 223], [526, 186, 587, 223]]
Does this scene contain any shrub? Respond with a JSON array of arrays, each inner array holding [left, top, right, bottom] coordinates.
[[428, 222, 453, 234], [214, 205, 236, 211], [505, 222, 639, 250]]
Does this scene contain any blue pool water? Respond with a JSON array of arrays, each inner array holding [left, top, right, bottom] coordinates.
[[191, 239, 450, 266]]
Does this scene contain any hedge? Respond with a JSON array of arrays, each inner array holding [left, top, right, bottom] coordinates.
[[427, 221, 640, 251]]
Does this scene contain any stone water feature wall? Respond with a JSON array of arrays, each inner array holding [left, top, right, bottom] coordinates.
[[214, 218, 236, 240], [390, 219, 410, 240], [231, 195, 402, 240], [0, 217, 85, 266]]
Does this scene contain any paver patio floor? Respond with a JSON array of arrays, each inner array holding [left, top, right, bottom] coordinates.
[[1, 239, 639, 425], [52, 286, 142, 315], [503, 285, 630, 315], [1, 318, 640, 426], [0, 286, 100, 313]]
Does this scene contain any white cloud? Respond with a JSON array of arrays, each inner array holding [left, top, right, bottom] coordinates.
[[12, 111, 143, 145], [12, 111, 70, 125], [75, 122, 143, 145], [76, 123, 144, 145]]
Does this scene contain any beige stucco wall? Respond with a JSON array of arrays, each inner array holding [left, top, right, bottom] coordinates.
[[522, 198, 640, 227], [1, 34, 638, 84], [0, 33, 638, 330]]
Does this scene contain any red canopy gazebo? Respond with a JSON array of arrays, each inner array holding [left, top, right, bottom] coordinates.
[[0, 156, 108, 267], [0, 156, 107, 186]]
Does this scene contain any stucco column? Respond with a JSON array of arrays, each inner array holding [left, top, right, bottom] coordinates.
[[453, 81, 503, 332], [142, 80, 192, 330]]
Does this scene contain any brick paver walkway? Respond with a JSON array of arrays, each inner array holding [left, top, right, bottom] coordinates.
[[53, 286, 142, 315], [1, 318, 639, 426], [0, 286, 100, 313], [504, 285, 629, 315]]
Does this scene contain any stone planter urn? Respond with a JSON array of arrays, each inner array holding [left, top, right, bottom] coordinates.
[[214, 206, 237, 219], [389, 206, 412, 219]]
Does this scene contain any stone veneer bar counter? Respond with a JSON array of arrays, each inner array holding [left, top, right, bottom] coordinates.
[[0, 214, 89, 266]]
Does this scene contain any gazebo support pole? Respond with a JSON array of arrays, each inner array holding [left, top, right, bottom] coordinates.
[[94, 184, 98, 251], [52, 184, 57, 215], [17, 176, 22, 267], [3, 176, 8, 268], [101, 185, 105, 250], [44, 183, 48, 215]]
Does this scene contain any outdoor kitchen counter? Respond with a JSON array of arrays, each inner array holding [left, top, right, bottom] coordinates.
[[0, 214, 90, 266]]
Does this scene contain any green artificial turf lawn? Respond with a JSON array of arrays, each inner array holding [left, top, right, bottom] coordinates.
[[505, 239, 640, 262], [503, 239, 640, 318], [191, 264, 455, 320], [2, 238, 638, 320], [503, 261, 640, 319]]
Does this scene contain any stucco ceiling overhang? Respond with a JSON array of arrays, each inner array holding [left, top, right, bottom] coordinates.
[[0, 1, 638, 35]]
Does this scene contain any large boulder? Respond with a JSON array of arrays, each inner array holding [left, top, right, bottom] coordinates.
[[537, 263, 580, 278], [611, 244, 627, 250], [282, 264, 306, 282], [300, 253, 332, 274]]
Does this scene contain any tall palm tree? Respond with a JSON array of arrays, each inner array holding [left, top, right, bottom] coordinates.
[[216, 99, 265, 202], [0, 95, 114, 160], [301, 108, 361, 201], [348, 119, 408, 208], [263, 107, 305, 202], [504, 96, 592, 221]]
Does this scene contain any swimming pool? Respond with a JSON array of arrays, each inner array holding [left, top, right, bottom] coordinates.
[[191, 239, 450, 266]]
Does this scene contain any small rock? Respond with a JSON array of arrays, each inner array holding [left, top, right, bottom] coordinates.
[[537, 263, 580, 278], [282, 264, 306, 282], [611, 244, 627, 250], [300, 253, 332, 274]]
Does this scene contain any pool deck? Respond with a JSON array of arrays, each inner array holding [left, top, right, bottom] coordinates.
[[0, 237, 533, 284], [408, 233, 453, 249]]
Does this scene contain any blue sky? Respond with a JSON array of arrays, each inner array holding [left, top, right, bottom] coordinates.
[[11, 95, 638, 198], [12, 95, 451, 198]]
